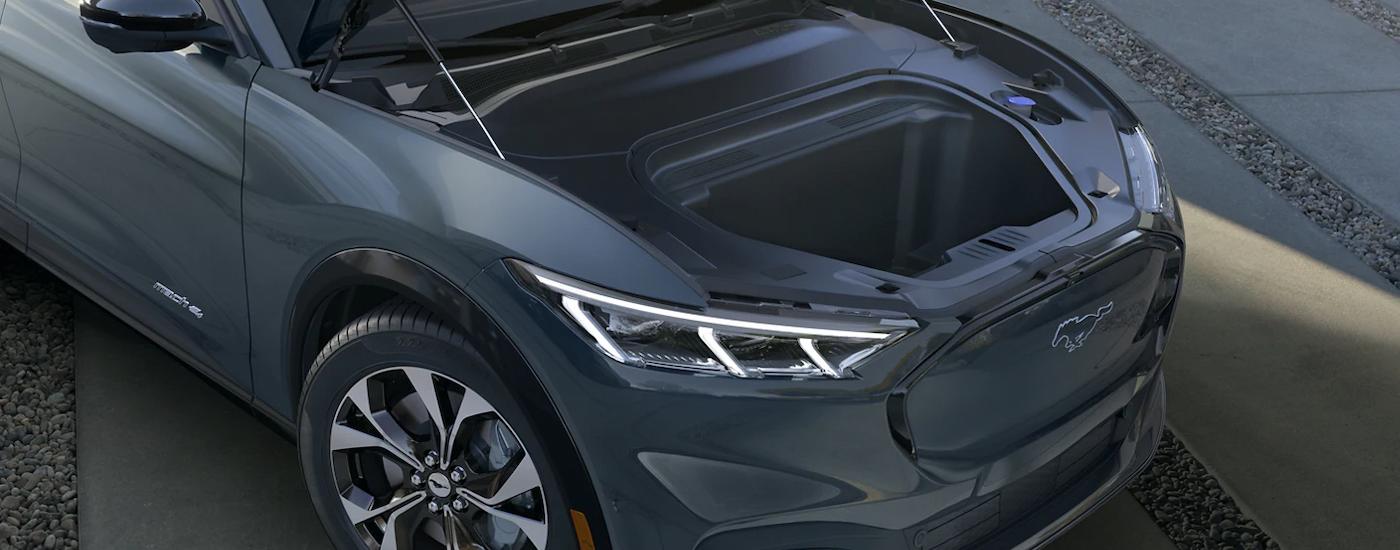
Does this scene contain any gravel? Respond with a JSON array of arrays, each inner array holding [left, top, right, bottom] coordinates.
[[0, 245, 77, 550], [1128, 431, 1279, 550], [1332, 0, 1400, 40], [1036, 0, 1400, 289]]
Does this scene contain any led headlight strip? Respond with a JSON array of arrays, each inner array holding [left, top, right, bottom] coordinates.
[[534, 273, 892, 340], [519, 263, 908, 379]]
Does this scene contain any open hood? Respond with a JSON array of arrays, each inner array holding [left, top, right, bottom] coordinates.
[[427, 7, 1135, 316]]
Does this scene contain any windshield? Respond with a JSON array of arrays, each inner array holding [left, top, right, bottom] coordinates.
[[270, 0, 624, 64]]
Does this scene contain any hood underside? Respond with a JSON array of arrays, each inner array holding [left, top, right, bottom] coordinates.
[[435, 6, 1134, 316]]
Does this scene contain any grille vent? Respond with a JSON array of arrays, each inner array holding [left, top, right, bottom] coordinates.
[[669, 149, 757, 182], [827, 100, 916, 128]]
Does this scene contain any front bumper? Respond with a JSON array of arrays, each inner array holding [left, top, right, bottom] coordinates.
[[684, 368, 1165, 550], [468, 232, 1178, 550]]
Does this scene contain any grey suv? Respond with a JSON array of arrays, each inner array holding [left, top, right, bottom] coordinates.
[[0, 0, 1183, 548]]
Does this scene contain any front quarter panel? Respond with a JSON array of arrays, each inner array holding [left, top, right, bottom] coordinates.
[[0, 54, 19, 246], [0, 52, 16, 207], [242, 68, 705, 417]]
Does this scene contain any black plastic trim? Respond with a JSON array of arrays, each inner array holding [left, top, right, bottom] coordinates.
[[79, 1, 205, 32], [896, 231, 1181, 390], [229, 0, 296, 68], [887, 389, 916, 457], [0, 200, 25, 251]]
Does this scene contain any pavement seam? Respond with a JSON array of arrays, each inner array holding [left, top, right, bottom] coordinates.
[[1034, 0, 1400, 290], [1125, 429, 1280, 549], [1227, 87, 1400, 98], [1160, 421, 1284, 548], [1330, 0, 1400, 41]]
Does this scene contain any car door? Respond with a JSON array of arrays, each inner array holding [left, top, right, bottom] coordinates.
[[0, 0, 19, 247], [0, 0, 256, 389], [0, 69, 18, 249]]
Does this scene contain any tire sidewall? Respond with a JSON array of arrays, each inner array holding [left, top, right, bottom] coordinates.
[[298, 325, 570, 550]]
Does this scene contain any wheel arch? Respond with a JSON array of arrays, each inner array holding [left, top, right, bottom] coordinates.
[[286, 247, 481, 408], [285, 247, 612, 549]]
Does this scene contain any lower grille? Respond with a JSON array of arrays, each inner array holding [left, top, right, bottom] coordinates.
[[906, 419, 1119, 550], [1000, 419, 1116, 523]]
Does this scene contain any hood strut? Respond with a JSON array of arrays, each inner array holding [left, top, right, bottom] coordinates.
[[917, 0, 957, 43], [312, 0, 507, 160], [389, 0, 507, 160]]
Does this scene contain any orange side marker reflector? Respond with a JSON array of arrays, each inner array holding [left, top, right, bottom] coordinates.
[[570, 508, 597, 550]]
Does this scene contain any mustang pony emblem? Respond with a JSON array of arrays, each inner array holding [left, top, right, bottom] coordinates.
[[1052, 302, 1114, 352]]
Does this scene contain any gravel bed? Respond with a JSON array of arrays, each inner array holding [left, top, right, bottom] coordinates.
[[0, 245, 77, 550], [1036, 0, 1400, 289], [1332, 0, 1400, 40], [1128, 431, 1278, 550]]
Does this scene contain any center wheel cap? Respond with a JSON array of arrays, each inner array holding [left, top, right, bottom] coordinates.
[[427, 472, 452, 498]]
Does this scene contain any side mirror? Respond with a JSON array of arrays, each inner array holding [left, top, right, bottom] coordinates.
[[80, 0, 234, 54]]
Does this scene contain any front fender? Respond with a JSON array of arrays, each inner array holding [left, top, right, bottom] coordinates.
[[281, 248, 615, 549], [241, 67, 707, 420]]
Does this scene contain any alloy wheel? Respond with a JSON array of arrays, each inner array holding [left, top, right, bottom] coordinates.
[[330, 366, 547, 550]]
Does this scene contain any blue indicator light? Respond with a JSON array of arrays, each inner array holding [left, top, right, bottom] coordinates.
[[1007, 95, 1036, 107]]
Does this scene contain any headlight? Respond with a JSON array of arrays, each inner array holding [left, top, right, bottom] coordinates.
[[1121, 126, 1177, 222], [513, 261, 914, 379]]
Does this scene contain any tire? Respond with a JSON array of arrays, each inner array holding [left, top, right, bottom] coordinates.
[[298, 301, 568, 550]]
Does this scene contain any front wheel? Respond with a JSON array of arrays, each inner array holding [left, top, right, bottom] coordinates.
[[298, 302, 562, 550]]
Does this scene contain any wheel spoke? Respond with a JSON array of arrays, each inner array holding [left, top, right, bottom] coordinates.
[[475, 452, 540, 506], [378, 493, 425, 550], [445, 386, 495, 459], [405, 369, 450, 458], [330, 366, 547, 550], [342, 489, 425, 526], [345, 378, 424, 471], [444, 512, 471, 550], [331, 424, 418, 469], [458, 488, 548, 549]]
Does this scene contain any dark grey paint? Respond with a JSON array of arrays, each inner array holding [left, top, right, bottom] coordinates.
[[463, 245, 1172, 548], [0, 0, 1182, 548], [0, 0, 16, 207], [0, 76, 16, 206], [0, 0, 256, 386], [241, 66, 708, 415]]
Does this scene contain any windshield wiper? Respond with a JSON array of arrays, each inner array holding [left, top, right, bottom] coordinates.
[[529, 0, 666, 40], [307, 0, 715, 63], [442, 0, 710, 49], [306, 13, 647, 63], [428, 16, 658, 52]]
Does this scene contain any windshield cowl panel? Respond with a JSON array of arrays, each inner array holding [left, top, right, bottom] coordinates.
[[281, 0, 707, 66]]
